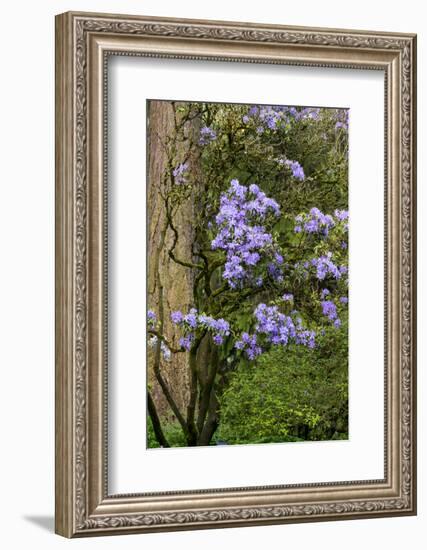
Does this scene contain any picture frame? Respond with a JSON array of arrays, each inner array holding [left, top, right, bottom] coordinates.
[[55, 11, 417, 538]]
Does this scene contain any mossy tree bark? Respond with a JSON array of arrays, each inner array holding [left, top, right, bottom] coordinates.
[[147, 100, 198, 426], [147, 101, 228, 447]]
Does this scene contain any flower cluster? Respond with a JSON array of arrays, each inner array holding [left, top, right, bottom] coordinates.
[[172, 162, 189, 185], [320, 298, 346, 329], [267, 252, 285, 283], [334, 209, 349, 232], [321, 300, 337, 321], [284, 106, 321, 121], [242, 105, 322, 133], [334, 209, 349, 222], [171, 308, 230, 350], [235, 332, 262, 360], [178, 334, 194, 351], [211, 180, 282, 288], [148, 335, 171, 361], [294, 208, 349, 236], [199, 126, 217, 145], [242, 105, 284, 132], [294, 207, 334, 236], [335, 109, 349, 131], [235, 303, 316, 360], [254, 304, 297, 345], [257, 106, 284, 130], [310, 253, 343, 281], [146, 310, 172, 360], [294, 255, 347, 284], [318, 284, 348, 330], [321, 288, 330, 298], [277, 158, 305, 181], [147, 309, 157, 327]]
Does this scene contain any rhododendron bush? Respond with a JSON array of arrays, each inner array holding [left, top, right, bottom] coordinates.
[[147, 101, 349, 448]]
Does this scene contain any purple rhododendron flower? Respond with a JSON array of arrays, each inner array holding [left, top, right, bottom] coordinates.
[[171, 310, 184, 324], [284, 159, 305, 181], [267, 262, 284, 283], [147, 310, 156, 327], [184, 308, 198, 329], [334, 109, 349, 131], [243, 105, 321, 133], [148, 335, 158, 348], [258, 106, 283, 130], [295, 207, 335, 236], [160, 341, 171, 361], [304, 219, 318, 233], [210, 318, 230, 334], [278, 106, 321, 123], [295, 329, 316, 349], [243, 105, 284, 132], [311, 253, 341, 280], [213, 334, 223, 345], [334, 209, 349, 222], [173, 162, 189, 185], [172, 309, 230, 350], [179, 334, 194, 351], [321, 288, 330, 298], [235, 332, 262, 360], [148, 334, 171, 361], [321, 300, 344, 329], [211, 180, 282, 288], [234, 303, 316, 360], [294, 208, 348, 238], [296, 107, 321, 121], [199, 126, 217, 145], [321, 300, 338, 321]]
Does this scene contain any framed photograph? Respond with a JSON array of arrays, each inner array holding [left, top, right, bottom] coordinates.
[[55, 11, 417, 537]]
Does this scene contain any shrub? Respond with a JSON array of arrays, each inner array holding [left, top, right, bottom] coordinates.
[[217, 319, 348, 445]]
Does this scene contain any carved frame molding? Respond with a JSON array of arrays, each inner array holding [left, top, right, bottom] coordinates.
[[55, 11, 416, 537]]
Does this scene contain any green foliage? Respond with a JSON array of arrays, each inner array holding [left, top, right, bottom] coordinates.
[[217, 319, 348, 445], [148, 320, 348, 448], [147, 416, 188, 448]]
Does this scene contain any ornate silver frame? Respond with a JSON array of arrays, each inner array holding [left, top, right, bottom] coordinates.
[[55, 11, 417, 537]]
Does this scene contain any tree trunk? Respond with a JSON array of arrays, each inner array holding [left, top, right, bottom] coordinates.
[[147, 100, 198, 423]]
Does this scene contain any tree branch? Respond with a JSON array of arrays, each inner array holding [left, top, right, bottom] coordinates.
[[148, 329, 184, 354], [152, 222, 190, 439], [197, 343, 219, 434], [153, 339, 189, 438], [147, 391, 170, 447], [198, 391, 220, 446], [165, 196, 203, 270], [186, 348, 199, 445]]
